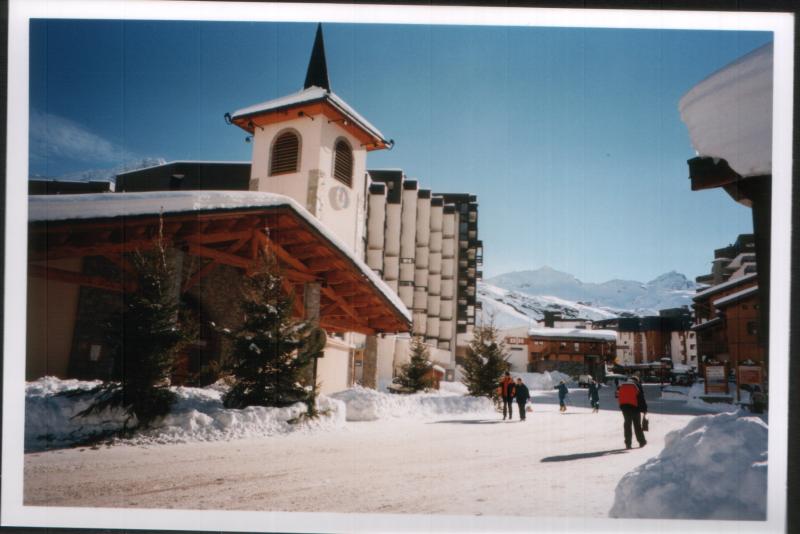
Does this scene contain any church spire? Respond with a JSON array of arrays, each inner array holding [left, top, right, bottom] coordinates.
[[304, 23, 330, 91]]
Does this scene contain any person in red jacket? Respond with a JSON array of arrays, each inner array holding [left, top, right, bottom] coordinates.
[[499, 372, 515, 420], [618, 375, 648, 449]]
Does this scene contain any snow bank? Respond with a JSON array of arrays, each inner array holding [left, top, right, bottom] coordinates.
[[609, 412, 767, 520], [512, 371, 573, 391], [25, 377, 345, 452], [25, 377, 131, 451], [329, 386, 494, 422], [438, 381, 469, 395], [661, 382, 749, 413]]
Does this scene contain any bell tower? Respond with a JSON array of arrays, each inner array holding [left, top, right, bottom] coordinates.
[[227, 24, 391, 254]]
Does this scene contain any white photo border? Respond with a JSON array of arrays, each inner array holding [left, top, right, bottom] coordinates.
[[3, 1, 793, 533]]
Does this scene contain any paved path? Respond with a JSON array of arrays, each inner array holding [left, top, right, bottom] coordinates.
[[24, 386, 705, 517]]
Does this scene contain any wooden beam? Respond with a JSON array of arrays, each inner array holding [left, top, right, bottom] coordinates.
[[186, 243, 251, 270], [29, 264, 128, 293], [30, 239, 163, 262], [283, 268, 319, 283], [320, 285, 364, 326], [183, 236, 252, 292], [184, 230, 253, 245], [324, 271, 356, 284], [306, 257, 340, 273], [320, 318, 376, 336], [254, 230, 312, 274]]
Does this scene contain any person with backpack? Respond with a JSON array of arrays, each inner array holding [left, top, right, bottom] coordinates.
[[554, 380, 569, 412], [588, 377, 600, 413], [514, 377, 531, 420], [618, 375, 647, 449], [499, 372, 516, 420]]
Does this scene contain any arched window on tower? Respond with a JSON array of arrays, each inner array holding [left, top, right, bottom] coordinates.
[[270, 130, 300, 175], [333, 138, 353, 187]]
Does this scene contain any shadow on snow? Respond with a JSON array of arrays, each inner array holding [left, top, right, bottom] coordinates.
[[540, 448, 628, 462]]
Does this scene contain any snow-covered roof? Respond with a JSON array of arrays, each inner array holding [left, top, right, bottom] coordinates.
[[29, 191, 410, 323], [713, 286, 759, 308], [230, 86, 387, 144], [527, 327, 617, 341], [691, 317, 723, 331], [115, 160, 251, 177], [679, 42, 773, 177], [693, 272, 758, 300]]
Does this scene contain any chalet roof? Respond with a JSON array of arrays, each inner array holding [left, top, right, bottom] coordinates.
[[693, 272, 758, 301], [28, 191, 411, 334], [228, 86, 388, 149], [527, 327, 616, 342], [713, 285, 759, 308]]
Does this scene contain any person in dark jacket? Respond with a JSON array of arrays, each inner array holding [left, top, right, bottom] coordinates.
[[499, 372, 515, 420], [554, 380, 569, 412], [588, 377, 600, 413], [514, 377, 531, 420], [618, 375, 648, 449]]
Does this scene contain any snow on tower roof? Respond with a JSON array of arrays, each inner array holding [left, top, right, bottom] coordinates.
[[679, 42, 773, 177], [29, 190, 410, 324], [229, 86, 387, 146], [527, 327, 617, 341]]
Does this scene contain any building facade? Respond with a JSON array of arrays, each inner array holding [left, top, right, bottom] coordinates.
[[525, 327, 616, 379]]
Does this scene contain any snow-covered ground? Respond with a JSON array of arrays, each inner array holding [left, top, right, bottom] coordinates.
[[22, 378, 767, 523]]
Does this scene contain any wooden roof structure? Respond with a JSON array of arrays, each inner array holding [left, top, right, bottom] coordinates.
[[28, 201, 411, 336]]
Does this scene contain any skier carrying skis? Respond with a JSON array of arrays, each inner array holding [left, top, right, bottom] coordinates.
[[554, 380, 569, 412], [588, 377, 600, 413]]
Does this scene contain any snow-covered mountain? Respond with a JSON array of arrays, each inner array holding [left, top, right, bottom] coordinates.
[[31, 157, 167, 184], [479, 266, 696, 328]]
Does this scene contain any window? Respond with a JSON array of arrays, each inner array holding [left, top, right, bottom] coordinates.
[[333, 139, 353, 186], [747, 321, 758, 336], [270, 131, 300, 175]]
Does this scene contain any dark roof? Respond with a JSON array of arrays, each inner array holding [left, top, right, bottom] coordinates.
[[304, 23, 330, 91], [115, 161, 251, 192], [29, 180, 113, 195], [368, 170, 404, 204], [418, 189, 431, 199]]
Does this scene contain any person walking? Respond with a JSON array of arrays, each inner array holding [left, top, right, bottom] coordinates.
[[617, 375, 648, 449], [514, 377, 531, 420], [499, 372, 515, 420], [588, 377, 600, 413], [555, 380, 569, 412]]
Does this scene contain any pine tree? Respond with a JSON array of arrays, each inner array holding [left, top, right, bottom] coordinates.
[[460, 323, 510, 398], [396, 336, 433, 392], [222, 254, 323, 410], [76, 241, 193, 431]]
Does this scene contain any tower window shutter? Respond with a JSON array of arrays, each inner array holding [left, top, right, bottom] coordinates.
[[333, 140, 353, 187], [270, 132, 300, 175]]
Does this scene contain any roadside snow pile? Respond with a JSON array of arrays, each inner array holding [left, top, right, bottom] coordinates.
[[662, 382, 748, 413], [25, 377, 130, 451], [438, 381, 469, 395], [329, 386, 494, 422], [609, 412, 767, 520], [25, 377, 346, 452]]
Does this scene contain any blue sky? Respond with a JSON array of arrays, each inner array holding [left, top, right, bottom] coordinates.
[[28, 19, 772, 283]]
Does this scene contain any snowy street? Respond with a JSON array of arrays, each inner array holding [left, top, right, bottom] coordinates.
[[24, 385, 707, 517]]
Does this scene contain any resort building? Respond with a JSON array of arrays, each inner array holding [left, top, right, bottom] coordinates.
[[26, 24, 480, 392]]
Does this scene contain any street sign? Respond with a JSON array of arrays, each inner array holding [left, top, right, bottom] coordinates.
[[738, 365, 762, 385], [705, 364, 728, 394]]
